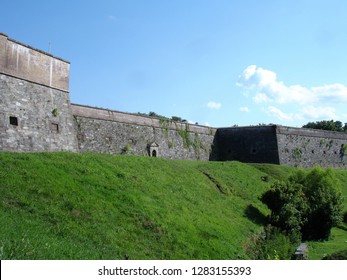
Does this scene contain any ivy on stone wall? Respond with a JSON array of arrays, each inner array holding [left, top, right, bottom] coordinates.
[[176, 123, 192, 149], [121, 143, 131, 154], [292, 148, 303, 161], [340, 144, 347, 159], [174, 122, 207, 159], [52, 108, 59, 117], [159, 117, 171, 138]]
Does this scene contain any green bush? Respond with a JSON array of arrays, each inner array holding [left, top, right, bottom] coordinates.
[[261, 180, 307, 236], [246, 225, 297, 260], [261, 167, 344, 241], [299, 168, 343, 240]]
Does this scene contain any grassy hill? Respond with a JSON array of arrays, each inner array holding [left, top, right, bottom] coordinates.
[[0, 152, 346, 259]]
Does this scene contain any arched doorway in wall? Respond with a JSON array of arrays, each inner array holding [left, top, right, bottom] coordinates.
[[152, 149, 157, 157], [149, 142, 159, 157]]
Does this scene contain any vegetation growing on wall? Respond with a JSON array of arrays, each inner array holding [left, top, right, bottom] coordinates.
[[342, 144, 347, 155], [292, 148, 303, 161], [159, 117, 171, 138], [140, 111, 188, 124], [73, 116, 81, 130], [167, 140, 175, 149], [327, 140, 334, 150], [121, 143, 131, 154], [176, 123, 192, 149], [192, 133, 208, 159], [51, 108, 59, 117], [174, 124, 206, 159]]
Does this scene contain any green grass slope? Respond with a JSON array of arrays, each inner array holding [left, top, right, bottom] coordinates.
[[0, 152, 346, 259]]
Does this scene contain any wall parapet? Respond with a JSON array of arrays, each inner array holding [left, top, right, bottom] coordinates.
[[0, 33, 70, 92], [71, 104, 216, 135], [276, 125, 347, 140]]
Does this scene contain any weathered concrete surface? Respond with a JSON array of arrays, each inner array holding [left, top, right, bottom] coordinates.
[[0, 33, 76, 152], [215, 126, 280, 164], [0, 33, 69, 92]]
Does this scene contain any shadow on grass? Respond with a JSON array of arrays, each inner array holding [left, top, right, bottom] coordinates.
[[244, 204, 267, 226], [337, 224, 347, 231], [322, 249, 347, 260]]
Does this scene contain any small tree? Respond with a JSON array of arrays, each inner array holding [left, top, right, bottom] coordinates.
[[261, 180, 307, 241], [261, 167, 343, 241], [299, 168, 343, 240]]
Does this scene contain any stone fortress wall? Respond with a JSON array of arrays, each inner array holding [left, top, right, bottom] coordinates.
[[72, 104, 216, 160], [216, 126, 347, 168], [276, 126, 347, 168], [1, 33, 347, 167], [0, 33, 77, 152]]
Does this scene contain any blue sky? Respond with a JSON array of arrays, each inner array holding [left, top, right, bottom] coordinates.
[[1, 0, 347, 127]]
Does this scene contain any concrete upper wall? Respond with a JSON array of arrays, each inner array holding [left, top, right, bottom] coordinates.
[[0, 33, 69, 92]]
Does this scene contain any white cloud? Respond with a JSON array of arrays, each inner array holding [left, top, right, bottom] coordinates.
[[300, 106, 338, 120], [237, 65, 347, 105], [207, 101, 221, 110], [264, 105, 338, 122], [253, 93, 272, 103], [240, 107, 250, 113], [264, 106, 295, 121]]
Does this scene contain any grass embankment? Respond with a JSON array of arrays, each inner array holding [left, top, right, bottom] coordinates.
[[0, 152, 346, 259]]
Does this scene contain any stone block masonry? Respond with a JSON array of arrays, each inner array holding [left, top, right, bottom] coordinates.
[[72, 104, 216, 160], [0, 33, 77, 152], [1, 32, 347, 168], [215, 125, 347, 168], [277, 126, 347, 168]]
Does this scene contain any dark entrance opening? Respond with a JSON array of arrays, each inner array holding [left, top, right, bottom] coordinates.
[[9, 116, 18, 126]]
